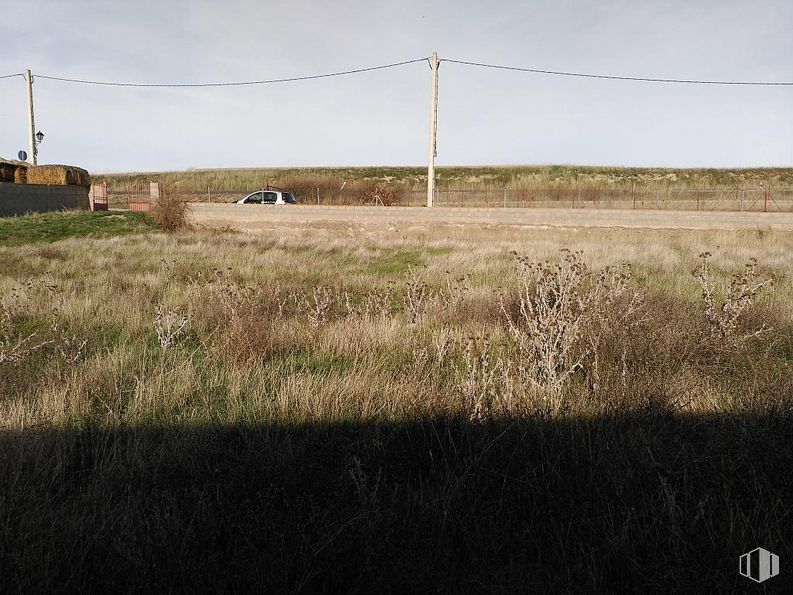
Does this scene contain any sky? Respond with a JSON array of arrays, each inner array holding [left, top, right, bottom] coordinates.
[[0, 0, 791, 172]]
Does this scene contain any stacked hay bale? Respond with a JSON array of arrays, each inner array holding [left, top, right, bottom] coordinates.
[[14, 164, 28, 184], [0, 162, 16, 183], [26, 165, 91, 187]]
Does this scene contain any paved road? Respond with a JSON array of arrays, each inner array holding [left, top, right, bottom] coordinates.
[[190, 204, 793, 231]]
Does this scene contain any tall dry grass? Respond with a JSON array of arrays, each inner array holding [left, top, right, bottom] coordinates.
[[94, 165, 793, 209], [149, 184, 191, 232], [0, 222, 791, 591]]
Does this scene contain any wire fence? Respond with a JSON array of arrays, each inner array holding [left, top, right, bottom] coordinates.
[[105, 185, 793, 212]]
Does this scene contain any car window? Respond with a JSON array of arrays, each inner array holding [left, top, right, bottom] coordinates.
[[244, 192, 263, 204], [263, 192, 278, 204], [285, 193, 297, 204]]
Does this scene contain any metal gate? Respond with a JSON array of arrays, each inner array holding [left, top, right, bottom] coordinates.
[[128, 182, 154, 212]]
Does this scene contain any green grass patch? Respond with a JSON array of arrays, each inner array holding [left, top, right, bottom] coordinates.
[[347, 248, 450, 277], [0, 211, 158, 247]]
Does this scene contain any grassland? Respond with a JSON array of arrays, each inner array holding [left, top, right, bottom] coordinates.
[[1, 212, 791, 591], [95, 165, 793, 209], [94, 164, 793, 193], [0, 211, 156, 247]]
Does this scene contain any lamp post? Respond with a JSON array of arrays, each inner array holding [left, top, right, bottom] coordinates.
[[31, 131, 44, 164]]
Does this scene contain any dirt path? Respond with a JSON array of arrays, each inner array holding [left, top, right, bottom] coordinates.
[[189, 204, 793, 231]]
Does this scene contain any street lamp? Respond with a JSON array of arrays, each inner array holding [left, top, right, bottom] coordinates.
[[31, 131, 44, 164]]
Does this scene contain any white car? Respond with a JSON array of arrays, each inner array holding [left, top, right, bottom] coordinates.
[[235, 190, 297, 205]]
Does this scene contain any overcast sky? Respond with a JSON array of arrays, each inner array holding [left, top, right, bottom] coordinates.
[[1, 0, 791, 172]]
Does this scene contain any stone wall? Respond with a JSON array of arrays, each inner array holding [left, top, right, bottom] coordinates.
[[0, 182, 90, 217]]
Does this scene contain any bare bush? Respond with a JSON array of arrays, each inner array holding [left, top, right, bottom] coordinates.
[[500, 249, 640, 411], [50, 318, 87, 364], [304, 286, 334, 328], [692, 252, 775, 344], [363, 282, 396, 320], [359, 184, 399, 206], [154, 306, 191, 350], [460, 337, 505, 421], [0, 330, 52, 365], [405, 266, 432, 325], [151, 185, 191, 232], [441, 272, 470, 309]]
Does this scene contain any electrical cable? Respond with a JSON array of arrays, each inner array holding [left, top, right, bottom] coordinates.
[[0, 73, 23, 80], [443, 58, 793, 86], [33, 58, 429, 88]]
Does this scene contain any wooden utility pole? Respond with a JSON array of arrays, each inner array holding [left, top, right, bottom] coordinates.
[[426, 52, 439, 208], [25, 69, 37, 165]]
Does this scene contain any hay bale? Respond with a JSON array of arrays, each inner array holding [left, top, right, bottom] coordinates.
[[26, 165, 91, 187], [0, 162, 15, 183], [13, 165, 28, 184]]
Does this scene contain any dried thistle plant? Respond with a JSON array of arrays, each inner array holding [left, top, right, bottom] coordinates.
[[441, 271, 470, 309], [583, 264, 645, 399], [0, 331, 52, 365], [405, 266, 431, 325], [304, 285, 333, 328], [500, 249, 641, 411], [432, 327, 456, 368], [363, 281, 395, 320], [692, 252, 775, 344], [154, 306, 191, 350], [50, 313, 87, 364], [460, 337, 502, 422]]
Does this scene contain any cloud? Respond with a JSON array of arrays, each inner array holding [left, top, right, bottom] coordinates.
[[1, 0, 790, 170]]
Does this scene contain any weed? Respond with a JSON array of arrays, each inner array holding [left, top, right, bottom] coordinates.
[[500, 249, 641, 411], [405, 266, 431, 325], [154, 306, 191, 350], [151, 185, 191, 232], [304, 286, 334, 328], [692, 252, 775, 345]]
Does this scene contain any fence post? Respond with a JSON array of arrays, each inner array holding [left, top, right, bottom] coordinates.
[[503, 188, 506, 208], [632, 182, 636, 209], [208, 186, 211, 203], [655, 190, 660, 210], [316, 187, 320, 206]]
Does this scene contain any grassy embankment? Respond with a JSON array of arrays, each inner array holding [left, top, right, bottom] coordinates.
[[1, 211, 792, 591], [94, 165, 793, 208]]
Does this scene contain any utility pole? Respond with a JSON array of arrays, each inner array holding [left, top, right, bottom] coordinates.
[[426, 52, 439, 208], [25, 69, 37, 165]]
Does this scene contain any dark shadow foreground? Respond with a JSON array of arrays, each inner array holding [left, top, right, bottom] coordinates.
[[1, 412, 791, 593]]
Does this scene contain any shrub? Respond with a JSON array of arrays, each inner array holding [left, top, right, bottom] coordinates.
[[692, 252, 775, 345], [499, 249, 641, 411], [151, 185, 191, 232]]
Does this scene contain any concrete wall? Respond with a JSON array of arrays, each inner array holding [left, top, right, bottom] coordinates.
[[0, 182, 90, 217]]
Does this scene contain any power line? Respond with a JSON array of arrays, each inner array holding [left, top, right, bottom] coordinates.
[[443, 59, 793, 86], [0, 73, 23, 80], [33, 58, 429, 88]]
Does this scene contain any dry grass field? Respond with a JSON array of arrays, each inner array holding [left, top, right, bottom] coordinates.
[[95, 165, 793, 209], [189, 203, 793, 231], [1, 209, 792, 591], [95, 164, 793, 192]]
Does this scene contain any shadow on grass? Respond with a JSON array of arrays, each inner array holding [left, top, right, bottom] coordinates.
[[1, 412, 791, 593]]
